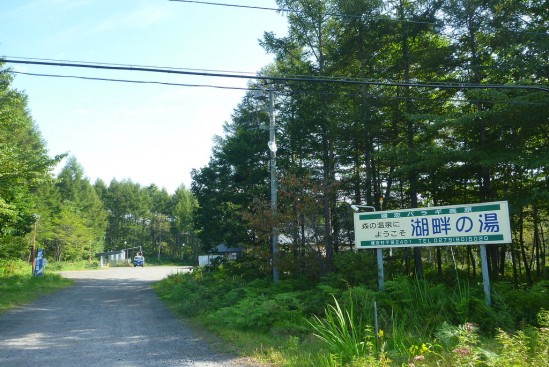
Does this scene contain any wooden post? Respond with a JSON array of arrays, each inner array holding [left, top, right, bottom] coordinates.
[[31, 221, 37, 275]]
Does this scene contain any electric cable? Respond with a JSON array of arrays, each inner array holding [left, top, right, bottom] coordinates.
[[5, 55, 258, 76], [169, 0, 440, 26], [12, 71, 547, 106], [12, 71, 250, 91], [4, 57, 549, 93], [168, 0, 549, 36]]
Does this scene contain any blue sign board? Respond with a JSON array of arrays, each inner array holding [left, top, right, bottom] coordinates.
[[34, 249, 44, 276]]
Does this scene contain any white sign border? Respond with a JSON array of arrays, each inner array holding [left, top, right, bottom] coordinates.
[[353, 201, 512, 249]]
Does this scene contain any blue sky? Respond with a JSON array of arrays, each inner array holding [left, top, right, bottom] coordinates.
[[0, 0, 287, 192]]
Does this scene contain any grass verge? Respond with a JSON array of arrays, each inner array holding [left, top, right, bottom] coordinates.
[[154, 264, 549, 367], [0, 260, 73, 314], [46, 260, 100, 271]]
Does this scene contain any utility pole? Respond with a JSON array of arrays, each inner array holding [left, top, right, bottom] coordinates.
[[32, 221, 37, 275], [254, 87, 279, 284], [268, 88, 279, 284], [31, 214, 40, 275]]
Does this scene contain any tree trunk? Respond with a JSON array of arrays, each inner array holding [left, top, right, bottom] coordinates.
[[511, 237, 519, 288], [468, 246, 477, 277], [499, 245, 506, 277], [539, 221, 547, 279], [519, 208, 532, 285], [533, 206, 541, 278], [436, 247, 442, 276]]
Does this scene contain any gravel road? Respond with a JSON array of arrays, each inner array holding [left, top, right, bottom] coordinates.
[[0, 267, 260, 367]]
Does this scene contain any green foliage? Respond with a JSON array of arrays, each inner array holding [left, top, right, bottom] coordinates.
[[0, 259, 29, 277], [187, 0, 549, 290], [45, 260, 100, 271], [206, 288, 306, 333], [2, 0, 549, 362], [0, 259, 72, 314], [437, 322, 483, 367], [308, 296, 376, 364], [496, 281, 549, 326], [205, 252, 271, 281], [156, 262, 549, 366], [333, 251, 378, 288], [483, 310, 549, 367], [435, 310, 549, 367], [101, 179, 199, 263], [0, 66, 61, 256], [26, 157, 108, 262]]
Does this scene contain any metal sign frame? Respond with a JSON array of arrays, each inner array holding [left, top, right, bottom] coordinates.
[[354, 201, 511, 249], [352, 201, 513, 306]]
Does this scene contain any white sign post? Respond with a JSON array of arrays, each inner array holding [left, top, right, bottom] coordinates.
[[353, 201, 512, 305]]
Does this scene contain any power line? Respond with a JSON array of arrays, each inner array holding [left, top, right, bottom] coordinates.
[[169, 0, 438, 26], [169, 0, 549, 35], [4, 57, 549, 93], [12, 71, 546, 106], [170, 0, 280, 13], [3, 56, 350, 82], [12, 71, 250, 91], [5, 55, 258, 77]]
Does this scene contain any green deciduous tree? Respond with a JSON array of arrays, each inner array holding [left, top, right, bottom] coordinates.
[[0, 65, 61, 259], [30, 157, 106, 261], [101, 179, 198, 262]]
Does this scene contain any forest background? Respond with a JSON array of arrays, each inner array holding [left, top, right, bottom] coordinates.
[[1, 0, 548, 288], [1, 0, 548, 365]]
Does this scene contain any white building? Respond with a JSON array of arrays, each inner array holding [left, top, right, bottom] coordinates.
[[95, 250, 126, 267]]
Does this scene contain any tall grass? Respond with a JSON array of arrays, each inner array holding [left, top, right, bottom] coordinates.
[[46, 260, 100, 271], [155, 264, 549, 367], [0, 260, 73, 314], [308, 296, 373, 362]]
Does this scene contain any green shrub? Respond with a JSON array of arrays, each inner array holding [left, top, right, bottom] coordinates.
[[155, 270, 240, 317], [204, 287, 305, 333], [333, 251, 378, 288], [499, 281, 549, 327], [436, 310, 549, 367], [0, 259, 31, 276], [46, 260, 100, 271], [485, 309, 548, 367], [301, 283, 343, 316], [155, 261, 549, 367]]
